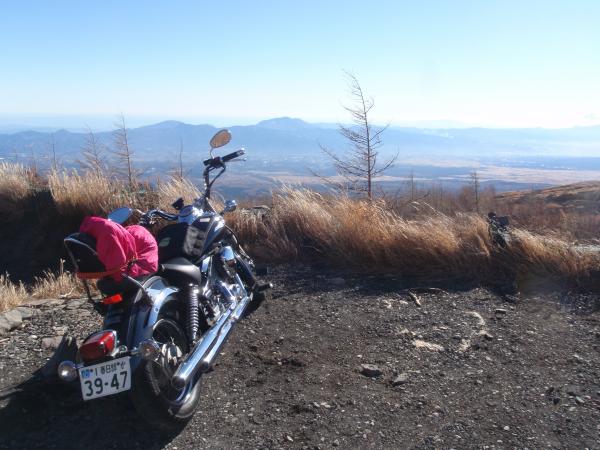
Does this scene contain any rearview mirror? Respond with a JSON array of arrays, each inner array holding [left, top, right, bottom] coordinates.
[[108, 207, 132, 224], [209, 129, 232, 150]]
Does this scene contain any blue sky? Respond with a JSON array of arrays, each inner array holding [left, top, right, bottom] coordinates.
[[1, 0, 599, 128]]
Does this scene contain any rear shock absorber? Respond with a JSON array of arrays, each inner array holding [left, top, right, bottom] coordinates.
[[187, 284, 200, 342]]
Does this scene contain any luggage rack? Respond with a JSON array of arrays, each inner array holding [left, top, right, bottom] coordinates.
[[64, 232, 150, 303], [64, 233, 103, 302]]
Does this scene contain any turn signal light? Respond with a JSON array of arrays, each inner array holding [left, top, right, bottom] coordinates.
[[101, 294, 123, 305], [80, 330, 116, 362], [57, 360, 78, 381]]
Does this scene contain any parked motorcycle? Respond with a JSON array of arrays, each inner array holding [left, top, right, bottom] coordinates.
[[487, 212, 511, 248], [59, 129, 271, 428]]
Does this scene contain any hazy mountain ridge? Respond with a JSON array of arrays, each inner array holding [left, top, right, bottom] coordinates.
[[2, 117, 600, 164], [2, 118, 600, 195]]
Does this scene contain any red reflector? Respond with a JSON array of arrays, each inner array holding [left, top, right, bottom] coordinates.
[[80, 331, 116, 362], [101, 294, 123, 305]]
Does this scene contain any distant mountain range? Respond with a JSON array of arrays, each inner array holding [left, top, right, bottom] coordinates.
[[2, 117, 600, 194], [2, 116, 600, 164]]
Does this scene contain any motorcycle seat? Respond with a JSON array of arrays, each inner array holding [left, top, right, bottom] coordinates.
[[160, 257, 202, 284]]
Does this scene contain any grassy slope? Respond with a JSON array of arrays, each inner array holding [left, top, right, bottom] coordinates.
[[1, 164, 600, 311]]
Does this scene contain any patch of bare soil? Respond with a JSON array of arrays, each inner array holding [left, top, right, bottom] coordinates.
[[1, 266, 600, 449]]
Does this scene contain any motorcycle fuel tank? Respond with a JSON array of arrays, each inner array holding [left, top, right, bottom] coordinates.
[[193, 213, 226, 254]]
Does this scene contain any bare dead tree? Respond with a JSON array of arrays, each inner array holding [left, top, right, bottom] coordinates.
[[408, 170, 415, 201], [29, 147, 38, 177], [318, 72, 398, 199], [77, 126, 106, 177], [48, 133, 59, 172], [166, 139, 187, 181], [112, 114, 138, 189], [470, 170, 480, 213], [178, 139, 184, 180], [171, 139, 185, 180]]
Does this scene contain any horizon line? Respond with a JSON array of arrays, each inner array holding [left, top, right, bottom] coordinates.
[[1, 114, 600, 133]]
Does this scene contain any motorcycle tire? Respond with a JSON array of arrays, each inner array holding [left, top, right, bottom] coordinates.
[[129, 317, 202, 430]]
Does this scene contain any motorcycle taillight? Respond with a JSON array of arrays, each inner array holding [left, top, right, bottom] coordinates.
[[80, 330, 116, 362], [101, 293, 123, 305]]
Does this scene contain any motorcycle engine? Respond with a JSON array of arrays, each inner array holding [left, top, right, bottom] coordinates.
[[215, 245, 237, 282]]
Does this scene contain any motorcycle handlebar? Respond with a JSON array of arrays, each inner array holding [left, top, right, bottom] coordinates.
[[140, 209, 178, 225], [154, 210, 179, 221], [222, 148, 245, 162], [203, 149, 245, 167], [203, 156, 220, 167]]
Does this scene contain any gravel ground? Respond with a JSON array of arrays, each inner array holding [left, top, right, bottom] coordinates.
[[1, 266, 600, 449]]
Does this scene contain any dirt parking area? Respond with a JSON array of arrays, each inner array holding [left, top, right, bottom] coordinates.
[[1, 266, 599, 449]]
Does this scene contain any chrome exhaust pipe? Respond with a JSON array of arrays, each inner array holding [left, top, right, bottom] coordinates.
[[171, 281, 250, 390], [171, 304, 234, 390], [198, 293, 251, 371]]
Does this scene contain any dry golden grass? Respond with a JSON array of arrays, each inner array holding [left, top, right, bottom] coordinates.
[[48, 169, 138, 217], [0, 162, 598, 294], [0, 163, 37, 219], [230, 188, 600, 286], [0, 273, 28, 312], [30, 260, 83, 300], [0, 262, 87, 312], [156, 177, 201, 212], [0, 162, 35, 200]]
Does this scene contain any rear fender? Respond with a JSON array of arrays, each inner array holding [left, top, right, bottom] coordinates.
[[125, 277, 179, 370]]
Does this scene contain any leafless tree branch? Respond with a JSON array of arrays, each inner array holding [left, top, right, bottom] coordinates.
[[315, 73, 398, 199], [112, 114, 139, 190]]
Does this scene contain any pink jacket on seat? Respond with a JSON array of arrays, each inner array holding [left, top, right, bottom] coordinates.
[[79, 217, 158, 281], [125, 224, 159, 277]]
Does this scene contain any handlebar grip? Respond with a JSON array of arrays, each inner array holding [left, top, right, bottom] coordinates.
[[222, 149, 245, 162], [203, 156, 221, 167], [203, 149, 245, 167]]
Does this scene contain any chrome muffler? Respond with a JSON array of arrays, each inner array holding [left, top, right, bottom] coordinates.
[[198, 292, 251, 371], [171, 281, 251, 390]]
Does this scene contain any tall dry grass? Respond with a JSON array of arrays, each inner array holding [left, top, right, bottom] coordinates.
[[0, 262, 86, 312], [0, 158, 598, 295], [156, 177, 201, 212], [0, 273, 28, 312], [30, 260, 83, 299], [0, 163, 38, 220], [48, 169, 139, 217], [230, 188, 600, 286]]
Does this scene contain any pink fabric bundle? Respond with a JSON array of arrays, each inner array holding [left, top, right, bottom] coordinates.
[[79, 216, 158, 281]]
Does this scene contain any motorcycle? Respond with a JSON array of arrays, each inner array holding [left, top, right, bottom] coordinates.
[[487, 212, 511, 248], [59, 129, 272, 428]]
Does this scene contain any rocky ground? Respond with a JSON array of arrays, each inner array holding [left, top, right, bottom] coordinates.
[[1, 266, 600, 449]]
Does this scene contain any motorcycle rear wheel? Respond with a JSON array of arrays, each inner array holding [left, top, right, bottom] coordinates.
[[130, 317, 202, 430]]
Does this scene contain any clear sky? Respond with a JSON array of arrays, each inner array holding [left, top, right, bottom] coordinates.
[[1, 0, 599, 128]]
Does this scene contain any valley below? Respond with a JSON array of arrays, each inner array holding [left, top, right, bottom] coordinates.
[[4, 118, 600, 196]]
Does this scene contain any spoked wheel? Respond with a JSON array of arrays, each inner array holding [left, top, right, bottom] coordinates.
[[130, 315, 203, 429], [150, 319, 193, 405]]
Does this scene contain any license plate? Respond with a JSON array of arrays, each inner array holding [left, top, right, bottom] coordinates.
[[79, 356, 131, 400]]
